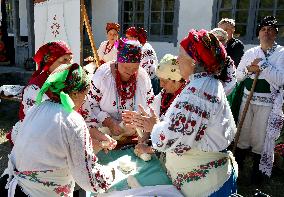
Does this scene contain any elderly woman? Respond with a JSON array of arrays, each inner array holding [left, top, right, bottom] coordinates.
[[0, 64, 114, 196], [7, 41, 73, 144], [125, 54, 186, 155], [125, 29, 237, 196], [97, 22, 120, 65], [210, 28, 237, 95], [82, 38, 154, 139], [126, 27, 160, 95]]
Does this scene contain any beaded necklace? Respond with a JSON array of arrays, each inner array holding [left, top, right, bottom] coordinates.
[[103, 41, 114, 55], [160, 82, 186, 116], [115, 65, 138, 115]]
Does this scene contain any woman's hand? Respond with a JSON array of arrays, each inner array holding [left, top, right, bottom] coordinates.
[[133, 105, 159, 132], [101, 134, 117, 152], [123, 105, 159, 133], [103, 117, 124, 136], [138, 132, 150, 144], [90, 129, 117, 153], [135, 143, 154, 155], [92, 139, 103, 154]]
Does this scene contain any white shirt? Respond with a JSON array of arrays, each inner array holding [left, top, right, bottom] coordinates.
[[236, 44, 284, 106], [98, 41, 117, 63], [140, 43, 158, 79], [151, 73, 236, 154], [8, 101, 114, 196], [222, 56, 237, 95], [82, 62, 154, 128], [22, 84, 49, 116]]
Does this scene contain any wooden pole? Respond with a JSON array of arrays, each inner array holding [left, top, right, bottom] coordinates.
[[80, 0, 84, 66], [233, 72, 260, 154], [81, 1, 100, 68]]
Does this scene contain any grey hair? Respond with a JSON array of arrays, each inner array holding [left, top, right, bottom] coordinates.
[[218, 18, 235, 27]]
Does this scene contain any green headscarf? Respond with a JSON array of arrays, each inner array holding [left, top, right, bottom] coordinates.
[[36, 63, 89, 112]]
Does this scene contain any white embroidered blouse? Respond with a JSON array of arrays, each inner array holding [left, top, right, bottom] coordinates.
[[98, 41, 117, 63], [5, 101, 114, 196], [82, 62, 154, 129], [223, 56, 237, 95], [236, 44, 284, 106], [140, 43, 158, 79], [22, 84, 49, 116], [151, 73, 236, 154]]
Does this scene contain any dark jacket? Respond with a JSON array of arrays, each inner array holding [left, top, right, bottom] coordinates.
[[226, 38, 244, 68]]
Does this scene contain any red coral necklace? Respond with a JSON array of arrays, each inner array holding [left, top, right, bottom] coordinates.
[[160, 82, 186, 116], [115, 66, 137, 101], [104, 41, 114, 55]]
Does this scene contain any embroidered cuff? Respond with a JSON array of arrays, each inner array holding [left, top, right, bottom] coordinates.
[[258, 60, 269, 71]]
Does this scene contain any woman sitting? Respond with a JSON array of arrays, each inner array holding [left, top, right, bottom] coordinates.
[[82, 38, 154, 140], [123, 54, 186, 155], [97, 22, 120, 65], [125, 27, 160, 95], [7, 41, 73, 144], [124, 29, 238, 197], [0, 63, 115, 196]]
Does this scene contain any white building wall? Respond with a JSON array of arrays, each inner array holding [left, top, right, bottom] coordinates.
[[92, 0, 119, 49], [151, 0, 214, 59], [91, 0, 256, 61], [91, 0, 214, 61], [19, 0, 28, 36]]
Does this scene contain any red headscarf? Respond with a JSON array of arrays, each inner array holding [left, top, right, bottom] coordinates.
[[126, 26, 138, 38], [137, 27, 147, 45], [19, 41, 72, 120], [106, 22, 120, 33], [180, 29, 227, 75]]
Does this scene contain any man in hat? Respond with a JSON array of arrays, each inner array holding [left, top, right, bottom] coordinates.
[[235, 16, 284, 184], [218, 18, 244, 67]]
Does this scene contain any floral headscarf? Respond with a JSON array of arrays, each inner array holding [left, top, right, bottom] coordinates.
[[18, 41, 72, 121], [115, 38, 142, 63], [33, 41, 72, 74], [36, 63, 90, 112], [137, 27, 147, 45], [126, 27, 138, 38], [106, 22, 120, 33], [156, 54, 182, 81], [180, 29, 227, 75]]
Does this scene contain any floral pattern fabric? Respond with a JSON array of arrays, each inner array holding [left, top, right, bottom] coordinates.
[[222, 56, 237, 95], [22, 84, 49, 116], [151, 73, 236, 154], [14, 169, 73, 196], [140, 43, 158, 79], [5, 101, 114, 196], [82, 62, 154, 128], [172, 157, 227, 190], [236, 44, 284, 106]]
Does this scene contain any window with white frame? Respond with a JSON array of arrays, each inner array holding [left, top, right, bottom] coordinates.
[[213, 0, 284, 44], [119, 0, 179, 45]]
